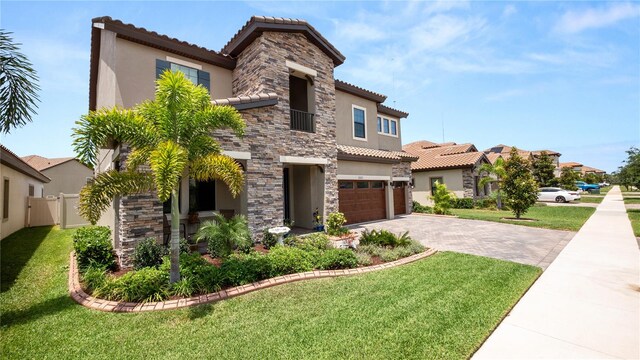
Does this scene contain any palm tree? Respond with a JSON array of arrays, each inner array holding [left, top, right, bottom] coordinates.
[[0, 30, 40, 134], [478, 157, 506, 210], [73, 70, 246, 283]]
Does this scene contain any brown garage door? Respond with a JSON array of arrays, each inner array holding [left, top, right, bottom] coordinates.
[[393, 182, 406, 215], [338, 180, 386, 224]]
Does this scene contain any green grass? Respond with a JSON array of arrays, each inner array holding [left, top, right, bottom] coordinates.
[[623, 198, 640, 204], [627, 210, 640, 237], [451, 206, 596, 231], [576, 196, 604, 204], [0, 226, 541, 359], [599, 186, 613, 194]]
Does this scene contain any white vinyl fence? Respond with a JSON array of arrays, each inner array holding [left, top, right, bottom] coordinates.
[[26, 193, 89, 229]]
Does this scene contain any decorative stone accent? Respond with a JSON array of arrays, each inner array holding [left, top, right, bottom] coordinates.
[[69, 248, 438, 312], [462, 168, 475, 198], [392, 161, 414, 213]]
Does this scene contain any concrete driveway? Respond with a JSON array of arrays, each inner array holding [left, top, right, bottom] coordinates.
[[352, 214, 575, 269]]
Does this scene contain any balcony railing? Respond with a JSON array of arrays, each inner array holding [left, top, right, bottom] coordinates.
[[290, 109, 315, 133]]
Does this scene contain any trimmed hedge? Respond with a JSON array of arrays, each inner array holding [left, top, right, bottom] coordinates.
[[73, 226, 116, 270]]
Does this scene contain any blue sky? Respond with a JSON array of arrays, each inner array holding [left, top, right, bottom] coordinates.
[[1, 1, 638, 173]]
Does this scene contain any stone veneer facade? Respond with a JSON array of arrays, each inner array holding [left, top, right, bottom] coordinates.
[[462, 168, 476, 198], [214, 32, 339, 234], [392, 161, 414, 210]]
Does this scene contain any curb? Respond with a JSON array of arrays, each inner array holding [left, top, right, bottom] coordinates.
[[69, 248, 438, 313]]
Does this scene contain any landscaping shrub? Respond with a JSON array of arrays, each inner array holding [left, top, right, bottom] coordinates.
[[287, 233, 331, 251], [412, 201, 432, 213], [325, 212, 349, 236], [357, 244, 383, 257], [171, 276, 197, 297], [451, 198, 474, 209], [431, 182, 454, 215], [355, 252, 373, 266], [179, 238, 191, 254], [133, 238, 164, 269], [262, 229, 278, 249], [195, 214, 253, 258], [73, 226, 116, 270], [316, 249, 358, 270], [166, 253, 224, 293], [474, 198, 497, 210], [93, 267, 170, 302], [358, 240, 425, 262], [359, 229, 412, 247], [267, 246, 316, 276], [81, 265, 107, 291], [503, 148, 539, 219], [221, 252, 272, 286]]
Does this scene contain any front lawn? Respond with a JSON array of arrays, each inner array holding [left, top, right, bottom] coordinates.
[[623, 197, 640, 204], [576, 196, 603, 204], [627, 210, 640, 237], [451, 206, 596, 231], [1, 226, 541, 359]]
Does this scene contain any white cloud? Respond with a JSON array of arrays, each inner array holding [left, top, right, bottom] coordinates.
[[409, 15, 486, 52], [421, 0, 470, 15], [502, 4, 517, 18], [526, 49, 617, 68], [334, 21, 387, 42], [555, 2, 640, 34]]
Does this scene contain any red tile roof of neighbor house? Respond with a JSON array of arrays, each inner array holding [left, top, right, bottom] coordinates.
[[486, 153, 503, 165], [581, 166, 606, 174], [484, 144, 561, 158], [403, 141, 487, 171], [21, 155, 77, 171], [559, 161, 583, 168], [337, 145, 418, 163], [1, 146, 50, 183]]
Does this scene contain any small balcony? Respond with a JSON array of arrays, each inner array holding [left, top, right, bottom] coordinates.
[[290, 109, 315, 133]]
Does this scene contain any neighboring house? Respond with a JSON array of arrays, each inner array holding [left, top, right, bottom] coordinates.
[[21, 155, 93, 196], [404, 141, 490, 205], [559, 162, 606, 177], [484, 144, 562, 176], [89, 16, 416, 265], [0, 145, 50, 240]]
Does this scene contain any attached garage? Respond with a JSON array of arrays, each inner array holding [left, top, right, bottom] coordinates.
[[338, 180, 386, 224]]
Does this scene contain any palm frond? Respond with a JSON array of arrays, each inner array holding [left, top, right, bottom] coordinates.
[[149, 140, 188, 202], [0, 30, 40, 134], [185, 135, 222, 161], [79, 170, 155, 224], [197, 105, 245, 138], [190, 154, 244, 197], [72, 107, 157, 166]]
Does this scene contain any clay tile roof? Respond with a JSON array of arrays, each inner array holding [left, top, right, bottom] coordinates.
[[1, 146, 50, 183], [486, 153, 503, 165], [222, 16, 345, 66], [403, 141, 486, 171], [337, 145, 415, 162], [335, 79, 387, 103], [560, 162, 584, 168], [211, 92, 278, 109], [581, 165, 606, 174], [21, 155, 76, 171], [377, 104, 409, 119]]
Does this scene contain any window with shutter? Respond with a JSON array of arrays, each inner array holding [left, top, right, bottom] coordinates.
[[155, 59, 210, 93]]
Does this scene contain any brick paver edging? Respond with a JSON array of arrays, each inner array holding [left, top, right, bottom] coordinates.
[[69, 248, 438, 312]]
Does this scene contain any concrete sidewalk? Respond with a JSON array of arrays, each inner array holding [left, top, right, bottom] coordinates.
[[473, 186, 640, 359]]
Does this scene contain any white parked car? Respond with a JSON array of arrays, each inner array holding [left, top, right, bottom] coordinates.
[[598, 182, 610, 188], [537, 187, 581, 203]]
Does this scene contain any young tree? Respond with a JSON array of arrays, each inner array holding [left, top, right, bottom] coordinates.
[[559, 167, 580, 190], [531, 151, 556, 187], [502, 147, 539, 219], [0, 30, 40, 134], [73, 70, 246, 283], [431, 181, 454, 215], [584, 173, 600, 185], [478, 157, 506, 209], [622, 147, 640, 190]]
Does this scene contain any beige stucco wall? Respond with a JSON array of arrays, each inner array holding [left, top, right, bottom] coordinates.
[[335, 90, 402, 151], [114, 37, 233, 109], [1, 165, 45, 240], [41, 161, 93, 196], [337, 160, 393, 177], [412, 168, 465, 205]]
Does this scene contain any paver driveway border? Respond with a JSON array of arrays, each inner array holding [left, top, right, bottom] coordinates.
[[352, 214, 575, 270]]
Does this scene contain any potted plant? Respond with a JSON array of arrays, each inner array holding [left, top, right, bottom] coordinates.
[[312, 208, 324, 232]]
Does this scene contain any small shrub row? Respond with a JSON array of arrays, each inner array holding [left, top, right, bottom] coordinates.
[[133, 237, 190, 269], [412, 201, 433, 213], [284, 233, 331, 251], [357, 240, 425, 262], [450, 198, 474, 209], [360, 229, 412, 247], [73, 226, 116, 271]]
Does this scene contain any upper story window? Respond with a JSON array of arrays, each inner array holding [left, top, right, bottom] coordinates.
[[156, 59, 210, 93], [377, 115, 398, 137], [352, 105, 367, 140]]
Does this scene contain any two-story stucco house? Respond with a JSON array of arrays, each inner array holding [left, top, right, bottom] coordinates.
[[89, 16, 416, 266]]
